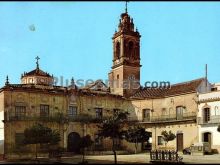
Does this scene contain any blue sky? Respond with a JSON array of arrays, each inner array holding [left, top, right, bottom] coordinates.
[[0, 2, 220, 87]]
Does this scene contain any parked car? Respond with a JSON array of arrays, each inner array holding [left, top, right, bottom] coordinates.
[[183, 146, 191, 155]]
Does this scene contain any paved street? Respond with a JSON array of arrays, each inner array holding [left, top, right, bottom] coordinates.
[[84, 153, 220, 164], [1, 153, 220, 164]]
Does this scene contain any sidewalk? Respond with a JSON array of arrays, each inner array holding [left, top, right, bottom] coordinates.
[[76, 153, 220, 164], [1, 153, 220, 164]]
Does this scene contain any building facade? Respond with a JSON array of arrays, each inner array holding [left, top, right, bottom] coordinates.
[[0, 7, 218, 159], [198, 83, 220, 153]]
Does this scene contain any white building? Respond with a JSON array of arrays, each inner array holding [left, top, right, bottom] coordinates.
[[198, 83, 220, 153]]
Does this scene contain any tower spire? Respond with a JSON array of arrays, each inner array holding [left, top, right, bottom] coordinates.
[[125, 1, 129, 13], [5, 75, 9, 85], [35, 56, 40, 70], [110, 4, 141, 98]]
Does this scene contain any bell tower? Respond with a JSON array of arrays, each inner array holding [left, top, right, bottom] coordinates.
[[108, 4, 141, 98]]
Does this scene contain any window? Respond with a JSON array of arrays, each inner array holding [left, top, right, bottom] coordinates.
[[28, 78, 33, 83], [162, 108, 166, 116], [40, 105, 49, 117], [215, 106, 219, 116], [128, 41, 134, 58], [68, 106, 77, 117], [95, 108, 103, 119], [15, 133, 25, 149], [176, 106, 185, 120], [158, 136, 164, 145], [116, 42, 120, 59], [94, 133, 103, 147], [204, 108, 210, 123], [211, 87, 217, 91], [142, 109, 150, 121], [15, 106, 26, 119]]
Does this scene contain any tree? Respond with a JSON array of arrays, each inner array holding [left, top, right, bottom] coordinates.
[[23, 123, 61, 159], [79, 135, 93, 163], [97, 111, 129, 164], [161, 130, 176, 149], [123, 125, 151, 154]]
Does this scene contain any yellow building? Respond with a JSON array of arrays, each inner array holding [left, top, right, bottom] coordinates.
[[130, 78, 210, 152], [0, 7, 214, 159]]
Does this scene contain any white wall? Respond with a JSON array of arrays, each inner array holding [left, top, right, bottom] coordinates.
[[198, 90, 220, 148], [199, 91, 220, 102], [199, 127, 220, 146]]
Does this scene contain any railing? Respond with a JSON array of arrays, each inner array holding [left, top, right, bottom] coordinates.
[[127, 112, 197, 123], [68, 115, 109, 123], [7, 112, 197, 123], [7, 114, 108, 123], [8, 115, 56, 122], [127, 116, 139, 122], [150, 150, 183, 163], [197, 115, 220, 125], [7, 145, 32, 154]]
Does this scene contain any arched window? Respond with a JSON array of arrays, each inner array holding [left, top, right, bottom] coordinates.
[[128, 41, 134, 58], [215, 106, 219, 116], [169, 107, 173, 115], [116, 42, 120, 59]]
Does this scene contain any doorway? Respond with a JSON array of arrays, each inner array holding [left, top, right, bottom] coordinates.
[[176, 133, 183, 152], [203, 132, 211, 149], [67, 132, 81, 153]]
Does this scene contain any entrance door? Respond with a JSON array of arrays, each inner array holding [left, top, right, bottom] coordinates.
[[67, 132, 81, 153], [203, 132, 211, 149], [176, 133, 183, 152]]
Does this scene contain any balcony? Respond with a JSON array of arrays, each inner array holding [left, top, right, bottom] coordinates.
[[6, 113, 108, 123], [68, 114, 109, 123], [8, 115, 54, 122], [197, 115, 220, 125], [128, 112, 197, 123]]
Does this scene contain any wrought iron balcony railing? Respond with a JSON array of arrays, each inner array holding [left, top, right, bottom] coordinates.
[[127, 112, 197, 123], [67, 115, 109, 123], [150, 112, 197, 122], [197, 115, 220, 125], [6, 114, 108, 123]]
